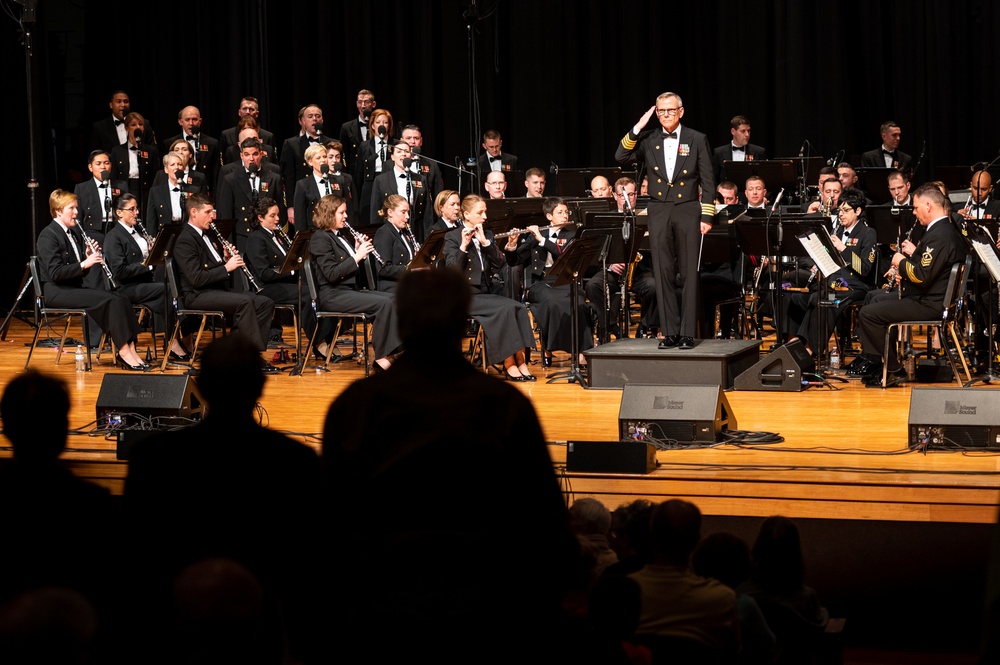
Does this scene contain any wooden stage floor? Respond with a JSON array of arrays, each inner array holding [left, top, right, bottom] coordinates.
[[2, 318, 999, 524]]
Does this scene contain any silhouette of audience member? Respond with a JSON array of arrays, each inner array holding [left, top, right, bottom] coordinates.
[[693, 533, 776, 665], [169, 558, 271, 665], [570, 498, 619, 576], [629, 500, 740, 659], [739, 516, 829, 663], [0, 372, 116, 611], [0, 587, 98, 665], [322, 267, 579, 662], [605, 499, 655, 578], [124, 336, 321, 664]]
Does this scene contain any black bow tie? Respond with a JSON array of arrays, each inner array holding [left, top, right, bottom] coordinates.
[[130, 229, 136, 235], [488, 154, 501, 162], [130, 146, 138, 152], [99, 183, 108, 189], [882, 149, 896, 157], [308, 137, 321, 144], [732, 145, 744, 152], [399, 173, 407, 179], [114, 119, 124, 126], [172, 187, 180, 192], [972, 202, 986, 209], [663, 131, 677, 139]]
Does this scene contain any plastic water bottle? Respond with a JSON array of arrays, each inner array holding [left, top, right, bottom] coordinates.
[[75, 345, 86, 372], [829, 346, 840, 370]]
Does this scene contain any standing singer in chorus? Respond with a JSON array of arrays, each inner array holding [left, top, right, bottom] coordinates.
[[615, 92, 715, 349]]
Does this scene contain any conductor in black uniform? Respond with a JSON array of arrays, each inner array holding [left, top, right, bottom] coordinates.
[[615, 92, 716, 350]]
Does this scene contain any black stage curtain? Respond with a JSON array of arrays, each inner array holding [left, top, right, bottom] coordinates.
[[6, 0, 1000, 294]]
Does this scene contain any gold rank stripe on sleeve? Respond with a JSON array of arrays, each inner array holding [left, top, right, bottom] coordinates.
[[701, 203, 716, 217], [852, 254, 861, 274], [905, 261, 923, 283], [621, 133, 637, 150]]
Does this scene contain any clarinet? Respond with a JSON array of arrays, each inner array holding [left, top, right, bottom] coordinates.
[[274, 225, 293, 249], [79, 228, 118, 289], [135, 219, 155, 260], [342, 221, 387, 267], [209, 222, 263, 293], [404, 221, 422, 253]]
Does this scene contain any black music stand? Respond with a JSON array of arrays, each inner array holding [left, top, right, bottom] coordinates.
[[408, 229, 449, 270], [794, 224, 848, 382], [866, 205, 918, 246], [725, 160, 800, 200], [965, 224, 1000, 386], [734, 213, 832, 347], [553, 167, 637, 197], [283, 230, 315, 377], [143, 225, 183, 361], [563, 197, 615, 226], [544, 235, 608, 386], [782, 156, 825, 204], [577, 220, 642, 344], [485, 197, 545, 231], [857, 167, 899, 206]]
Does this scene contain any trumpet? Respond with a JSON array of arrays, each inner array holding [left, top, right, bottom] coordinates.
[[209, 222, 263, 293], [494, 222, 577, 239], [343, 221, 386, 267], [79, 228, 118, 290]]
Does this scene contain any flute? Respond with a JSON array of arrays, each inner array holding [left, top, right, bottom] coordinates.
[[209, 222, 263, 293], [494, 222, 577, 239]]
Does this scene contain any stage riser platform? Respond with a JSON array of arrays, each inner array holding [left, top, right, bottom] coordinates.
[[584, 338, 761, 389]]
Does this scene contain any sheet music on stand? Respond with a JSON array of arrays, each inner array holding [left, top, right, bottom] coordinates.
[[973, 238, 1000, 282], [796, 227, 846, 278]]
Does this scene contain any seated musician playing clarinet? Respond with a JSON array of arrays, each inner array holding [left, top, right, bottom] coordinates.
[[373, 195, 418, 293], [308, 195, 401, 372], [104, 193, 190, 361], [173, 193, 278, 372], [245, 197, 304, 346], [37, 190, 148, 370]]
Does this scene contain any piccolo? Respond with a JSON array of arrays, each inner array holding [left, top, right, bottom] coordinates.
[[342, 221, 387, 267], [494, 222, 577, 239]]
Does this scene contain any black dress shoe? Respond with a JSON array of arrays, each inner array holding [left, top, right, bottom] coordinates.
[[116, 357, 148, 372], [169, 350, 191, 362], [260, 360, 280, 374], [505, 370, 528, 382], [678, 336, 695, 349], [541, 355, 553, 368], [635, 325, 648, 338], [846, 357, 875, 376], [658, 335, 681, 349], [520, 372, 537, 381]]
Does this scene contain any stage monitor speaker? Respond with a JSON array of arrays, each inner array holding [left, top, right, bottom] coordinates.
[[96, 374, 204, 428], [908, 387, 1000, 450], [618, 383, 736, 443], [733, 340, 814, 392], [565, 440, 657, 474]]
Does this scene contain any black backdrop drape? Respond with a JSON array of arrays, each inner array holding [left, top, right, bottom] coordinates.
[[5, 0, 1000, 298]]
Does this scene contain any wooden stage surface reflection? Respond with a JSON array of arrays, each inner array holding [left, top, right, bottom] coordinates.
[[2, 318, 999, 524]]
